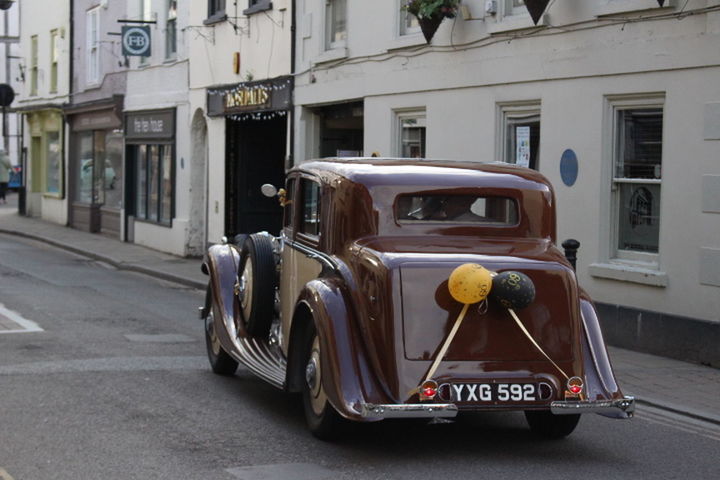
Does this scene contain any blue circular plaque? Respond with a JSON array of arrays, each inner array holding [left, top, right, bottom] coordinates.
[[560, 149, 578, 186]]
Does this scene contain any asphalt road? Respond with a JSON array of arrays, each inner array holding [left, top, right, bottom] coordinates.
[[0, 233, 718, 480]]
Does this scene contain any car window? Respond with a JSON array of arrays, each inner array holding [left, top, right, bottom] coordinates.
[[300, 179, 321, 237], [283, 178, 295, 229], [396, 194, 518, 225]]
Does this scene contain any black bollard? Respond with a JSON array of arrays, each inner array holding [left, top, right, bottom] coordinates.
[[562, 239, 580, 271]]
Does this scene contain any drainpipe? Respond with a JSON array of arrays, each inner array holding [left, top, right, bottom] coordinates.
[[289, 0, 296, 170], [66, 0, 74, 223]]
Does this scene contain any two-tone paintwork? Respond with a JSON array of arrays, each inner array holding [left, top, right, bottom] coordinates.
[[204, 158, 629, 422]]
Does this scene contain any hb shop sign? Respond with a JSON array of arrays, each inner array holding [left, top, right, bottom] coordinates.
[[122, 26, 151, 57]]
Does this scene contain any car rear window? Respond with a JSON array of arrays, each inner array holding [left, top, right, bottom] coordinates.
[[396, 195, 518, 225]]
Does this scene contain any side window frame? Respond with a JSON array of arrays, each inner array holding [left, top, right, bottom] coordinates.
[[496, 101, 541, 170], [283, 176, 297, 234], [297, 176, 322, 247]]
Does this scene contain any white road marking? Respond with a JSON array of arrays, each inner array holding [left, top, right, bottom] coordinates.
[[227, 463, 335, 480], [0, 467, 16, 480], [637, 404, 720, 442], [0, 303, 43, 334]]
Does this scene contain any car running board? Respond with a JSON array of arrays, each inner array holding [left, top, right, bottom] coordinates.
[[232, 334, 287, 390]]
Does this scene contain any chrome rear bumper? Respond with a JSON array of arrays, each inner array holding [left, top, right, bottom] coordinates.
[[360, 396, 635, 420], [551, 396, 635, 418], [361, 403, 458, 419]]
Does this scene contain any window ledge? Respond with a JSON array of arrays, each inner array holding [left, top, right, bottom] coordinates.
[[203, 13, 227, 25], [596, 0, 676, 17], [386, 33, 426, 51], [312, 47, 347, 66], [487, 14, 548, 34], [243, 1, 273, 16], [589, 262, 668, 287]]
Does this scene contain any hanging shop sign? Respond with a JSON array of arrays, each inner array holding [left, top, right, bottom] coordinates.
[[122, 26, 151, 57], [125, 109, 175, 141], [207, 76, 293, 117]]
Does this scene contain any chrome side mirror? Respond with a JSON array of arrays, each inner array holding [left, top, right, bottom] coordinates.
[[261, 184, 278, 198]]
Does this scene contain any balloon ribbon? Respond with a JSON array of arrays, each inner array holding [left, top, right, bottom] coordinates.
[[507, 308, 569, 381], [423, 303, 470, 383]]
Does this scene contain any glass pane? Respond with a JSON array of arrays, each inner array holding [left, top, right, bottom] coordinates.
[[505, 116, 540, 169], [396, 195, 518, 225], [160, 145, 173, 223], [136, 145, 147, 218], [301, 180, 320, 236], [104, 130, 123, 209], [45, 131, 61, 194], [283, 178, 295, 228], [617, 183, 660, 253], [93, 131, 106, 204], [76, 132, 94, 203], [330, 0, 347, 45], [401, 10, 419, 35], [400, 117, 426, 158], [616, 109, 663, 179], [148, 145, 160, 221]]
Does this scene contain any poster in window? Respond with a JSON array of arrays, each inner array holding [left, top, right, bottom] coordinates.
[[516, 126, 531, 168]]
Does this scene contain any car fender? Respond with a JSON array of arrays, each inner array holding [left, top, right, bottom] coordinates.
[[577, 289, 629, 417], [289, 277, 385, 422], [203, 244, 241, 349]]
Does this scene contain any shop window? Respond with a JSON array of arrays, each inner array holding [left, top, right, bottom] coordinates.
[[317, 102, 364, 157], [206, 0, 227, 24], [75, 130, 123, 207], [498, 103, 541, 170], [165, 0, 177, 60], [397, 111, 426, 158], [104, 131, 124, 210], [50, 30, 59, 93], [300, 179, 320, 238], [30, 35, 38, 96], [244, 0, 273, 15], [45, 131, 61, 195], [612, 105, 663, 258], [86, 7, 100, 85], [133, 143, 174, 225], [325, 0, 347, 50]]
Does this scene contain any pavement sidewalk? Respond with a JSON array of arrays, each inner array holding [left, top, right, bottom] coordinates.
[[1, 191, 719, 426]]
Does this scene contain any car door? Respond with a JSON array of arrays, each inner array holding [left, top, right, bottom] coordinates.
[[280, 175, 324, 355]]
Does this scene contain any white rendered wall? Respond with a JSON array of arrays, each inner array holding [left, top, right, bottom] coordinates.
[[188, 0, 293, 244], [294, 0, 720, 324]]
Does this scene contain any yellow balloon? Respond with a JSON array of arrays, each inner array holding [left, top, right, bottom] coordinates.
[[448, 263, 493, 304]]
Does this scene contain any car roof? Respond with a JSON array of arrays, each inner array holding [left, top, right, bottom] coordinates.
[[294, 158, 552, 191]]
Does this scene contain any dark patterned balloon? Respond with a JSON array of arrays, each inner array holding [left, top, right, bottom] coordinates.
[[491, 271, 536, 310]]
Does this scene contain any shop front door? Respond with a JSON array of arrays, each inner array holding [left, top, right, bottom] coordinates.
[[225, 115, 287, 238]]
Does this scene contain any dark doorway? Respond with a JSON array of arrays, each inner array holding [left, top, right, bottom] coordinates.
[[225, 114, 287, 237], [317, 101, 364, 157]]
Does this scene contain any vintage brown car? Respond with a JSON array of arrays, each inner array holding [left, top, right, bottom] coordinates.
[[201, 158, 634, 439]]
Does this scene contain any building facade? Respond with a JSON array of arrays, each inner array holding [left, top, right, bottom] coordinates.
[[293, 0, 720, 364], [65, 0, 128, 236], [123, 0, 193, 256], [188, 0, 294, 245], [1, 1, 20, 174], [16, 0, 71, 224]]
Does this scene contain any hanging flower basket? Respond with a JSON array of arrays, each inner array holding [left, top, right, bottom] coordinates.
[[402, 0, 460, 44]]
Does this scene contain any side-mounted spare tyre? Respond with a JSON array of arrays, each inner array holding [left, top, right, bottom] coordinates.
[[238, 233, 277, 338]]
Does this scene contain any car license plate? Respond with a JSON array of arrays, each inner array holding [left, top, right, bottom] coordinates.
[[450, 383, 538, 403]]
